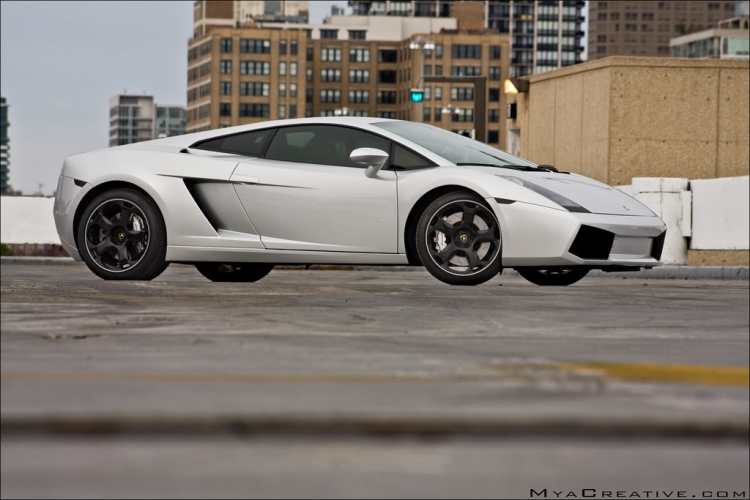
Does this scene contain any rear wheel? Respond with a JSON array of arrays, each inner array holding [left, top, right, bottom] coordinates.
[[77, 188, 168, 281], [516, 267, 589, 286], [415, 192, 502, 286], [195, 263, 274, 283]]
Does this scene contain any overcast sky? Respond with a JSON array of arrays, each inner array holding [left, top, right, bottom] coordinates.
[[0, 1, 346, 194]]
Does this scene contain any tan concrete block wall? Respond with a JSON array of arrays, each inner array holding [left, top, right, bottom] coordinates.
[[527, 79, 556, 165], [580, 68, 611, 183], [688, 250, 750, 266], [718, 68, 750, 178]]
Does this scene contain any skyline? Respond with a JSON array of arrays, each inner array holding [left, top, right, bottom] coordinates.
[[0, 0, 346, 194]]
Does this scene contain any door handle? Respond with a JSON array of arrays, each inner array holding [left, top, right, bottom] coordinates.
[[231, 174, 260, 185]]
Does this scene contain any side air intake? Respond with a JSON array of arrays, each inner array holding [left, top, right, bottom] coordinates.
[[651, 230, 667, 261], [568, 225, 615, 260]]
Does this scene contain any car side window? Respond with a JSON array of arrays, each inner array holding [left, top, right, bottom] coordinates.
[[264, 125, 390, 168], [192, 129, 273, 156], [391, 144, 435, 170]]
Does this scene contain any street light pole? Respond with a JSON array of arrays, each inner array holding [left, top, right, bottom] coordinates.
[[409, 37, 435, 124]]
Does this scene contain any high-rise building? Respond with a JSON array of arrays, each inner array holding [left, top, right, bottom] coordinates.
[[154, 105, 188, 138], [671, 16, 749, 59], [187, 12, 510, 147], [588, 0, 737, 60], [348, 1, 586, 76], [0, 96, 9, 195], [192, 0, 309, 40], [109, 94, 155, 147]]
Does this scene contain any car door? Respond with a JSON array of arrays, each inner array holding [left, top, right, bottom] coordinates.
[[230, 124, 398, 253]]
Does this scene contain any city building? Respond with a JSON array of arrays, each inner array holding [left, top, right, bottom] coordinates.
[[154, 105, 188, 138], [193, 0, 309, 40], [0, 96, 9, 195], [671, 17, 750, 58], [109, 94, 155, 147], [187, 11, 510, 147], [348, 1, 586, 76], [588, 0, 738, 60]]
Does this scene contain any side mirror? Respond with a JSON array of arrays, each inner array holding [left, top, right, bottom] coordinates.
[[350, 148, 389, 178]]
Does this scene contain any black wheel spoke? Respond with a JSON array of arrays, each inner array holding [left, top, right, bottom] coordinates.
[[473, 232, 496, 245], [432, 218, 456, 237], [85, 198, 150, 272], [460, 203, 477, 228]]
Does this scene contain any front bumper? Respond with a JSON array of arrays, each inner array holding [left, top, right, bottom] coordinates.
[[488, 199, 667, 268]]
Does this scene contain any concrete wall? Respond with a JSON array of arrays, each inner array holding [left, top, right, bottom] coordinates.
[[0, 197, 58, 245], [507, 57, 750, 186], [690, 176, 749, 250]]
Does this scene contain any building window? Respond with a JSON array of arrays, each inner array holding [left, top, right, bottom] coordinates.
[[435, 86, 442, 100], [279, 40, 287, 55], [350, 48, 370, 62], [489, 109, 499, 123], [348, 89, 369, 103], [349, 30, 366, 40], [280, 62, 287, 76], [240, 61, 270, 75], [290, 83, 297, 97], [320, 29, 338, 39], [489, 67, 500, 81], [290, 105, 297, 118], [239, 104, 269, 118], [278, 104, 286, 119], [240, 39, 271, 54], [597, 46, 607, 54], [489, 88, 500, 102], [306, 89, 313, 103], [378, 70, 397, 83], [220, 38, 233, 53], [306, 68, 313, 82], [307, 46, 314, 61], [305, 109, 313, 117], [319, 89, 341, 103], [611, 12, 620, 20], [220, 60, 232, 74], [488, 131, 499, 143], [321, 47, 342, 61], [220, 103, 231, 117], [378, 111, 397, 119], [220, 81, 231, 95], [290, 41, 298, 55], [424, 65, 432, 77], [598, 34, 607, 42], [349, 69, 369, 83], [423, 106, 431, 122], [451, 66, 481, 77], [434, 107, 442, 122], [321, 68, 342, 82], [451, 87, 474, 101], [435, 43, 443, 58], [378, 49, 398, 63], [451, 44, 481, 59], [240, 82, 269, 97], [279, 82, 287, 97], [452, 108, 474, 123], [435, 65, 443, 76], [377, 91, 397, 104], [290, 62, 297, 76], [490, 46, 501, 59]]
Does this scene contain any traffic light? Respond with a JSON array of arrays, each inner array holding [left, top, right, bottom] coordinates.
[[410, 89, 424, 103]]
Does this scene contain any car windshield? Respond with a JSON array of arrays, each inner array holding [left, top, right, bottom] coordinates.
[[373, 121, 536, 167]]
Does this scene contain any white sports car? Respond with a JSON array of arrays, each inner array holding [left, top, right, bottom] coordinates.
[[54, 117, 666, 286]]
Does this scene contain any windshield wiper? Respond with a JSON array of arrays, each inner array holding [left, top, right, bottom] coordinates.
[[456, 162, 538, 171]]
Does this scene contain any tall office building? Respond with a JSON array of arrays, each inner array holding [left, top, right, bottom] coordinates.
[[187, 12, 510, 147], [0, 96, 9, 195], [588, 0, 737, 60], [348, 1, 586, 76], [154, 105, 188, 138], [193, 0, 309, 40], [109, 94, 155, 147]]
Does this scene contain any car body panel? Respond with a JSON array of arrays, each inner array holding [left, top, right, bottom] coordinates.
[[53, 117, 666, 270]]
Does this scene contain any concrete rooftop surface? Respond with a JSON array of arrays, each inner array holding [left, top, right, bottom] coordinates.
[[1, 263, 748, 498]]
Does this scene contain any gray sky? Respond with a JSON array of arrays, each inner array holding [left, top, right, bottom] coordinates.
[[0, 1, 346, 194]]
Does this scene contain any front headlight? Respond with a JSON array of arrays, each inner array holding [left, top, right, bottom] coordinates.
[[498, 175, 590, 213]]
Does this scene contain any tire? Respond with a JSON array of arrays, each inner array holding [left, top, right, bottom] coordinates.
[[195, 263, 274, 283], [415, 191, 502, 286], [77, 188, 168, 281], [516, 267, 589, 286]]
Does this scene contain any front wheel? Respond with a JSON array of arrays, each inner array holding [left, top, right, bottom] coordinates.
[[195, 263, 274, 282], [516, 268, 589, 286], [415, 192, 502, 286]]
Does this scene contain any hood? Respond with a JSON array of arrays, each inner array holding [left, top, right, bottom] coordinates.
[[467, 167, 654, 217]]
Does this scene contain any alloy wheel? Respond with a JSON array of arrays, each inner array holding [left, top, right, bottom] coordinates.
[[425, 200, 501, 276], [84, 198, 150, 272]]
